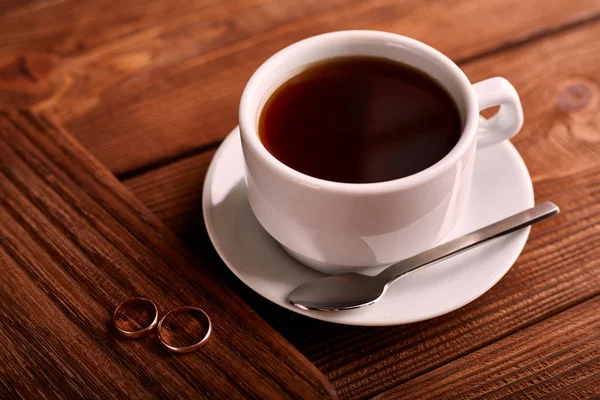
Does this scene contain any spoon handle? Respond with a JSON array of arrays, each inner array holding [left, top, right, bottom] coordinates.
[[379, 202, 559, 284]]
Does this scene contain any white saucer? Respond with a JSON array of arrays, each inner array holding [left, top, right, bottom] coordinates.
[[202, 128, 534, 326]]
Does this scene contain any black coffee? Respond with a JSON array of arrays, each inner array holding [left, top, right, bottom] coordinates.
[[259, 56, 462, 183]]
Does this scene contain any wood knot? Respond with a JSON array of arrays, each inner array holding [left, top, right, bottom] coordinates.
[[0, 54, 55, 84], [0, 54, 60, 109], [557, 83, 593, 111]]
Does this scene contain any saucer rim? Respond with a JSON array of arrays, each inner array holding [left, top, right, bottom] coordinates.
[[202, 127, 534, 326]]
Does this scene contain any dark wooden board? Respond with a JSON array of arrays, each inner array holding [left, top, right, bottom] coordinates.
[[123, 20, 600, 399], [0, 111, 337, 399], [376, 297, 600, 399], [0, 0, 599, 176], [2, 1, 600, 399]]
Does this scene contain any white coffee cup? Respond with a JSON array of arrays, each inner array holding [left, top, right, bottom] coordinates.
[[239, 31, 523, 274]]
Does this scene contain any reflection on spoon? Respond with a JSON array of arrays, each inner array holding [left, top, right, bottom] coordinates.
[[290, 202, 559, 311]]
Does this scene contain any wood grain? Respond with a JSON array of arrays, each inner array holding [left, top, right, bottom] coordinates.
[[124, 148, 217, 240], [1, 0, 599, 176], [130, 152, 600, 400], [0, 111, 337, 400], [123, 20, 600, 399], [376, 297, 600, 399], [3, 1, 600, 399]]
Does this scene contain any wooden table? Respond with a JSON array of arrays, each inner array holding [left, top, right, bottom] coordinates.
[[1, 0, 599, 398]]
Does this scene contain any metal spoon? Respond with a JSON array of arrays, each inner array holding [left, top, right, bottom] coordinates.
[[289, 201, 559, 311]]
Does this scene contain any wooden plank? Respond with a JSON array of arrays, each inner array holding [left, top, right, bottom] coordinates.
[[123, 21, 600, 399], [1, 0, 599, 175], [124, 18, 600, 233], [0, 0, 354, 110], [375, 296, 600, 399], [0, 111, 337, 400]]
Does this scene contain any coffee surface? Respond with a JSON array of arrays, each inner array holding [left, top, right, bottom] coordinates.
[[259, 56, 461, 183]]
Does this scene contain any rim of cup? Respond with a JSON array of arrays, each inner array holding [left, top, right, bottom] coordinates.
[[239, 30, 479, 195]]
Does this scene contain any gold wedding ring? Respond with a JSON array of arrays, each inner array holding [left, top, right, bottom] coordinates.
[[157, 306, 212, 353], [113, 297, 158, 339]]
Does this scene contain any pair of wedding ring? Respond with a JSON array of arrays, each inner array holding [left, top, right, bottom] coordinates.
[[113, 297, 211, 353]]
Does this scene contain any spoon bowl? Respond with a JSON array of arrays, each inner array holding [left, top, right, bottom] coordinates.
[[290, 273, 388, 311]]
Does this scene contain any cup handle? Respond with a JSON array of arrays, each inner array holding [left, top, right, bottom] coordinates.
[[472, 77, 524, 149]]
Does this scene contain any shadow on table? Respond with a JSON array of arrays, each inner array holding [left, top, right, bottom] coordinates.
[[165, 186, 379, 356]]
